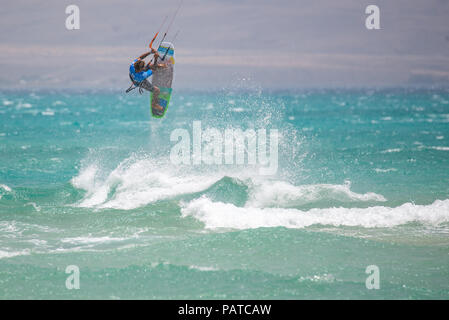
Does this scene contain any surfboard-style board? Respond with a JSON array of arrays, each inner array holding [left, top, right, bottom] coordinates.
[[151, 42, 175, 118]]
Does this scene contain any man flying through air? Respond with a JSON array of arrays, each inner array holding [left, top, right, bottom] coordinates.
[[128, 48, 167, 111]]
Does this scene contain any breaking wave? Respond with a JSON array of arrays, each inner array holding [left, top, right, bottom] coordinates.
[[71, 154, 387, 211], [181, 197, 449, 230]]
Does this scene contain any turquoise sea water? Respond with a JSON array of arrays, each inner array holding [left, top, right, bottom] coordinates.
[[0, 88, 449, 299]]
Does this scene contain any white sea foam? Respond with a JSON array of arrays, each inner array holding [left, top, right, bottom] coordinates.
[[72, 158, 218, 210], [246, 180, 386, 208], [0, 184, 12, 200], [41, 109, 55, 116], [189, 265, 219, 272], [0, 221, 19, 234], [71, 164, 98, 192], [298, 273, 336, 283], [0, 249, 31, 259], [181, 197, 449, 230], [428, 146, 449, 151], [52, 100, 66, 106], [374, 168, 397, 173], [72, 152, 386, 211], [27, 239, 47, 246], [381, 148, 402, 154], [60, 236, 128, 244], [17, 102, 32, 109], [26, 202, 41, 212], [0, 221, 59, 235], [0, 184, 12, 192], [71, 150, 390, 212]]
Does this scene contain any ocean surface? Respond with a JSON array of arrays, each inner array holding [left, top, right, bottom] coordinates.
[[0, 87, 448, 299]]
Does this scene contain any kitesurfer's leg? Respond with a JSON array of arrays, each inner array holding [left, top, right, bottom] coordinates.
[[151, 86, 163, 112], [140, 80, 163, 111]]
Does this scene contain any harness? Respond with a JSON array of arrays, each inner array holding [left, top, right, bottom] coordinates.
[[125, 74, 145, 94]]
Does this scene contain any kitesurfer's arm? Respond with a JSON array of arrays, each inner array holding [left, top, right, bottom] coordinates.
[[147, 63, 156, 71], [138, 51, 152, 60], [145, 51, 166, 70], [147, 62, 167, 71]]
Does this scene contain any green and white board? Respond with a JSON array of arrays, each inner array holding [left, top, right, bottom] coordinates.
[[151, 42, 175, 118]]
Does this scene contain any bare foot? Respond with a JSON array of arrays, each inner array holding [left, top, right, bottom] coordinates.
[[152, 104, 164, 111]]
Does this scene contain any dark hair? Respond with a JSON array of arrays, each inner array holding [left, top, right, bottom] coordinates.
[[134, 60, 144, 71]]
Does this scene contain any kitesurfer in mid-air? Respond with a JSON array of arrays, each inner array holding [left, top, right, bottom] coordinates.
[[129, 48, 167, 111]]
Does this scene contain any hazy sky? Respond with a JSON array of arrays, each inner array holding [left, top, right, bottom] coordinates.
[[1, 0, 449, 89]]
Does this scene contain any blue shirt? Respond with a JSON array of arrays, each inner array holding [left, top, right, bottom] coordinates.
[[129, 59, 153, 83]]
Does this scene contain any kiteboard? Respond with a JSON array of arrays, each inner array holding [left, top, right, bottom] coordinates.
[[151, 42, 175, 118]]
